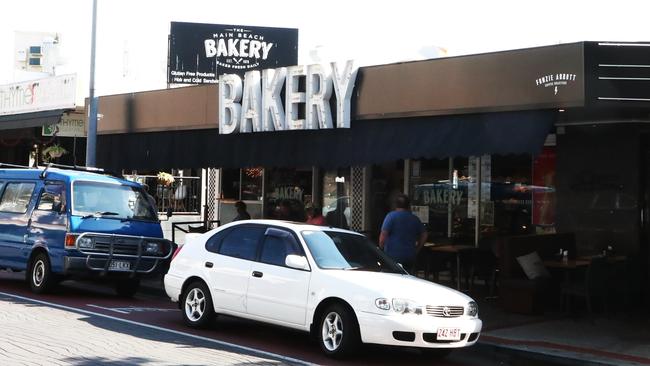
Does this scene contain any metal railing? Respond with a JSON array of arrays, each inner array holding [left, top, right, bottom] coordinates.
[[125, 175, 202, 214], [171, 220, 220, 245]]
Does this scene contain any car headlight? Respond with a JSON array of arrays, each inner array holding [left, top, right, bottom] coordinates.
[[144, 242, 162, 255], [77, 237, 94, 249], [375, 298, 391, 310], [392, 298, 423, 315], [467, 301, 479, 317]]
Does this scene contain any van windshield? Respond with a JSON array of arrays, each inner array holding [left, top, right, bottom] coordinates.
[[72, 181, 158, 222]]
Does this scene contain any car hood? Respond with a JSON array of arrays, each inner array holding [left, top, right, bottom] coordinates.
[[70, 216, 164, 238], [322, 270, 474, 305]]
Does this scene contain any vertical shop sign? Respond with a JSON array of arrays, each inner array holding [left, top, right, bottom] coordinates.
[[468, 155, 492, 222]]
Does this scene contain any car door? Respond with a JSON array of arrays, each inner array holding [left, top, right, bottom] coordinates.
[[247, 227, 311, 326], [28, 181, 67, 272], [203, 224, 265, 315], [0, 181, 38, 270]]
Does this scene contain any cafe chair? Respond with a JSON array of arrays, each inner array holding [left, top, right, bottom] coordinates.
[[467, 243, 499, 297], [560, 256, 611, 321]]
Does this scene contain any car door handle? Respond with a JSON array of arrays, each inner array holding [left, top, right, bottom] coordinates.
[[205, 262, 213, 268], [252, 271, 263, 278]]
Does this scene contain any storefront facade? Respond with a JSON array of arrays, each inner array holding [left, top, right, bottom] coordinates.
[[94, 41, 650, 296]]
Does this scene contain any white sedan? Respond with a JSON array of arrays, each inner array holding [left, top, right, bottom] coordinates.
[[164, 220, 482, 358]]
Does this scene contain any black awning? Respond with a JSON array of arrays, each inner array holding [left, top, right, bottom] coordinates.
[[97, 109, 556, 171], [0, 109, 66, 130]]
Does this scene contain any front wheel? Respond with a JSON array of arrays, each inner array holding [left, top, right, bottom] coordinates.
[[182, 281, 215, 328], [28, 253, 54, 294], [318, 303, 360, 358]]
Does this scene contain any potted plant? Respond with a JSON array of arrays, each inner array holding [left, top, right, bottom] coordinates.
[[156, 172, 175, 187], [42, 144, 67, 162]]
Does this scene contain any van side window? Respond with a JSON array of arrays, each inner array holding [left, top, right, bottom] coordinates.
[[0, 182, 36, 213], [37, 183, 66, 212]]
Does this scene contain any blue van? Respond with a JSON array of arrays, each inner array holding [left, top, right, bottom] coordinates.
[[0, 164, 172, 296]]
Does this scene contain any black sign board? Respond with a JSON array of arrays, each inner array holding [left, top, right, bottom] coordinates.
[[168, 21, 298, 84]]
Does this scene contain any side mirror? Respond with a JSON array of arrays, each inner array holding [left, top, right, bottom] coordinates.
[[285, 254, 310, 271]]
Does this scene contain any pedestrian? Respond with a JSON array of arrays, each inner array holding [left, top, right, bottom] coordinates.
[[306, 206, 326, 226], [232, 200, 251, 221], [379, 194, 427, 272]]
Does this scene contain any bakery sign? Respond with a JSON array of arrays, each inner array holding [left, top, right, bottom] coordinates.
[[168, 22, 298, 84], [219, 60, 358, 134], [535, 72, 577, 96]]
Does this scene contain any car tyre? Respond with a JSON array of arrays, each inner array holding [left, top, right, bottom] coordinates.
[[28, 253, 54, 294], [182, 281, 215, 328], [318, 303, 360, 358], [115, 279, 140, 298]]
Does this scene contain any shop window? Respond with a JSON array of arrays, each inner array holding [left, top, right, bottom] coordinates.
[[265, 168, 312, 221], [219, 168, 264, 222], [322, 169, 350, 229], [488, 154, 535, 236], [409, 158, 453, 241]]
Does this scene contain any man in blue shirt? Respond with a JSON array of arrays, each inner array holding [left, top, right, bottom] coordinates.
[[379, 194, 427, 272]]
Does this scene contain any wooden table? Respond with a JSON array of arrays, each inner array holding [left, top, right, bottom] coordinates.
[[425, 244, 475, 290]]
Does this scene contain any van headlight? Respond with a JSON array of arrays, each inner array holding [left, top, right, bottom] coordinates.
[[77, 237, 94, 249], [144, 242, 162, 255], [467, 301, 479, 317]]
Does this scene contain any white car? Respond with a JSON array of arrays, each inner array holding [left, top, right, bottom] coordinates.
[[164, 220, 482, 358]]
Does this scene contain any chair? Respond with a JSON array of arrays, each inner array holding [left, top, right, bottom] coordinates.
[[560, 257, 611, 320], [467, 239, 499, 296]]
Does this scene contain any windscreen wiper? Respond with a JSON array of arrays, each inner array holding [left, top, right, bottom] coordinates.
[[81, 211, 120, 219]]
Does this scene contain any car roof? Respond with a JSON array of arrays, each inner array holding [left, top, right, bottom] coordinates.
[[221, 219, 361, 235], [0, 167, 140, 187]]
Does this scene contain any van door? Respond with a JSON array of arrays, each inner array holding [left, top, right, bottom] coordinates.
[[0, 181, 38, 270], [28, 182, 67, 273]]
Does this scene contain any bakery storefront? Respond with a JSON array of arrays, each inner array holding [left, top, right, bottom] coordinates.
[[96, 42, 650, 303]]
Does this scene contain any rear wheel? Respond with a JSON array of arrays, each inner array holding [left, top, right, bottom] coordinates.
[[317, 303, 360, 358], [182, 281, 215, 328], [115, 279, 140, 297], [28, 253, 54, 294]]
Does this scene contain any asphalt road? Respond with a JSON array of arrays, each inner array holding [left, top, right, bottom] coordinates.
[[0, 271, 553, 366]]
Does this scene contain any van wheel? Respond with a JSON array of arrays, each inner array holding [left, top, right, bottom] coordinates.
[[318, 303, 360, 358], [29, 253, 54, 294], [115, 279, 140, 298], [182, 281, 215, 328]]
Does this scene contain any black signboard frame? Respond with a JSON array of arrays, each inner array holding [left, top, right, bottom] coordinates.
[[168, 21, 298, 85]]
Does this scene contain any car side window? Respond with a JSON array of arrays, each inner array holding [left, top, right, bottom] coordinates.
[[218, 226, 265, 261], [0, 182, 36, 214], [205, 228, 230, 253], [37, 182, 66, 212], [260, 229, 303, 268]]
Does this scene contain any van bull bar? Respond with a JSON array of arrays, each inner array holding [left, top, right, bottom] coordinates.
[[65, 232, 173, 276]]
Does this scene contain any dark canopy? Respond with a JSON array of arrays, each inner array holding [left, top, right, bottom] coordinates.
[[0, 109, 65, 130], [97, 109, 555, 171]]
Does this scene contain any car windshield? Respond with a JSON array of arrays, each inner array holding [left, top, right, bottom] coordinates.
[[301, 230, 406, 274], [72, 181, 158, 222]]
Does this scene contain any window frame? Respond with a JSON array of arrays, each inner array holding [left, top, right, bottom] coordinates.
[[258, 226, 309, 271]]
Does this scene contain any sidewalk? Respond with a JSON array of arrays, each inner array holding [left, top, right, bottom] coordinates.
[[474, 294, 650, 365]]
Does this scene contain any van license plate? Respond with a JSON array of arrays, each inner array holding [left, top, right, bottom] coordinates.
[[437, 327, 461, 341], [109, 260, 131, 271]]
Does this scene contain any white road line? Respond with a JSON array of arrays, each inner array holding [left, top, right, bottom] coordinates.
[[87, 304, 130, 314], [0, 291, 314, 366]]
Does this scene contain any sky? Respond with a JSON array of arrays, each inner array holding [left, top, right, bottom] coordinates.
[[1, 0, 650, 105]]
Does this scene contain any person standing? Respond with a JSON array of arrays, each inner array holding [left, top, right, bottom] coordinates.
[[306, 206, 327, 226], [379, 194, 427, 272], [232, 201, 251, 221]]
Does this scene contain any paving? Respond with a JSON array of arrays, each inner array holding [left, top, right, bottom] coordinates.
[[0, 292, 300, 366]]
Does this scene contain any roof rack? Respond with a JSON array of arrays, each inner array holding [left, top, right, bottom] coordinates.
[[46, 163, 123, 179], [0, 163, 33, 169]]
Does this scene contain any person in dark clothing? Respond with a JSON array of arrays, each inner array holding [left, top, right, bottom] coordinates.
[[379, 194, 427, 272], [232, 200, 251, 221]]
